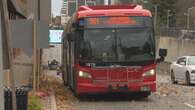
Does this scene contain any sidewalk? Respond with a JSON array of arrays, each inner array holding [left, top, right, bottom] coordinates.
[[40, 70, 76, 110], [39, 91, 57, 110]]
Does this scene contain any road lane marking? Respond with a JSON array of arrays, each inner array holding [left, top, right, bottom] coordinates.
[[184, 102, 195, 109]]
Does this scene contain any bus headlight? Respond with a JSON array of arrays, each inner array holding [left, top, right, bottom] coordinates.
[[78, 71, 92, 79], [142, 69, 155, 77]]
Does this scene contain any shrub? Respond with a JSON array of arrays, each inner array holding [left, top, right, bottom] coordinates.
[[28, 95, 43, 110]]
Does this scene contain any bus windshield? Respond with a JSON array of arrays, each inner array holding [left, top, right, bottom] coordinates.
[[79, 28, 155, 63], [78, 16, 155, 65]]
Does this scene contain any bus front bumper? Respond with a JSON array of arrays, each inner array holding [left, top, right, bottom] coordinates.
[[76, 81, 156, 94]]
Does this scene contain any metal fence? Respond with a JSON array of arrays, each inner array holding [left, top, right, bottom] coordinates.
[[156, 27, 195, 39]]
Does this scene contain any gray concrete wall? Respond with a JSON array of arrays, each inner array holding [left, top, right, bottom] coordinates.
[[158, 37, 195, 62], [12, 52, 32, 87], [3, 51, 32, 87]]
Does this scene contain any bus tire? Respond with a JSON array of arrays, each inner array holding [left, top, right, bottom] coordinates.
[[72, 69, 78, 97], [140, 92, 151, 98]]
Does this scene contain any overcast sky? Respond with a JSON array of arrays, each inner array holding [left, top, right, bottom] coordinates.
[[52, 0, 62, 16]]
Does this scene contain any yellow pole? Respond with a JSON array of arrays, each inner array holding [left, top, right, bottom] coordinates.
[[33, 20, 37, 92]]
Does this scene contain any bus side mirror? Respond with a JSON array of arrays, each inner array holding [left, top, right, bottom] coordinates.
[[159, 48, 167, 57], [67, 33, 75, 41], [156, 48, 167, 63]]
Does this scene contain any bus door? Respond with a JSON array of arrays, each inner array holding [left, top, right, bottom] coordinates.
[[69, 41, 75, 88]]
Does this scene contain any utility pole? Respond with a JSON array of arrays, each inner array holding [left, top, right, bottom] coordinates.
[[0, 9, 5, 110], [37, 0, 41, 91], [31, 0, 51, 91], [1, 0, 17, 110], [32, 0, 38, 92], [187, 9, 190, 29], [32, 20, 37, 92]]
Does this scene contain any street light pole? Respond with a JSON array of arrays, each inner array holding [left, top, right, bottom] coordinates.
[[187, 8, 190, 29], [167, 10, 171, 28], [186, 7, 195, 38], [154, 5, 158, 29], [187, 7, 195, 29]]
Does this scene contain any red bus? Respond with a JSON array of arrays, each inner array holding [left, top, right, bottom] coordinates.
[[62, 5, 167, 97]]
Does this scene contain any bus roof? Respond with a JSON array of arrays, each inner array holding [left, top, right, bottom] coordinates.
[[76, 5, 152, 19]]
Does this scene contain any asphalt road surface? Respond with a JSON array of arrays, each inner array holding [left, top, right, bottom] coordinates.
[[46, 70, 195, 110]]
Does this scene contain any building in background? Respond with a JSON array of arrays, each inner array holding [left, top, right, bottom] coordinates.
[[61, 1, 68, 16], [61, 0, 69, 25], [52, 16, 61, 26], [104, 0, 135, 5]]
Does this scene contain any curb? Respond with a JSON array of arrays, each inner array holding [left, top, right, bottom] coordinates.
[[50, 92, 57, 110]]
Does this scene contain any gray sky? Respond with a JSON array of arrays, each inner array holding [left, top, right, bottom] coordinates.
[[52, 0, 62, 16]]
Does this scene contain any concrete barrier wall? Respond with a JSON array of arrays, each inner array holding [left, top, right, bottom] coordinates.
[[4, 50, 32, 87], [158, 37, 195, 62]]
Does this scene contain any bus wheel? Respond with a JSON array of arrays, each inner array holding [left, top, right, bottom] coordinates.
[[72, 71, 79, 97], [139, 92, 151, 98]]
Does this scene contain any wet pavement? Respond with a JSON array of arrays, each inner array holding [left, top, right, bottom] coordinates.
[[45, 70, 195, 110], [75, 74, 195, 110]]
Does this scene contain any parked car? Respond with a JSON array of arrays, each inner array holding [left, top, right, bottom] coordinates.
[[48, 59, 59, 70], [170, 56, 195, 85]]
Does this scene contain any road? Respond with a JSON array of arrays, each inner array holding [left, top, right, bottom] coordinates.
[[75, 75, 195, 110], [45, 70, 195, 110]]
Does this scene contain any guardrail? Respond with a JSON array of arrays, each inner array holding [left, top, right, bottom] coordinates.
[[156, 28, 195, 39]]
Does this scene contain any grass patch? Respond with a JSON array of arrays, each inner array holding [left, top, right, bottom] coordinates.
[[28, 95, 43, 110]]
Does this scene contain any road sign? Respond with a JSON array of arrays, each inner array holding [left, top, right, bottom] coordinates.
[[10, 20, 49, 49], [27, 0, 51, 23], [49, 29, 63, 44]]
